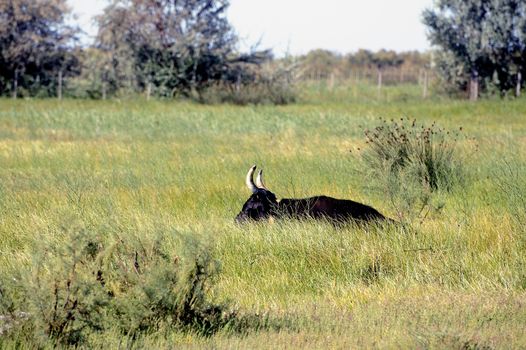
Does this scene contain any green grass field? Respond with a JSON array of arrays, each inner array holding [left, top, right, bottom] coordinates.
[[0, 89, 525, 348]]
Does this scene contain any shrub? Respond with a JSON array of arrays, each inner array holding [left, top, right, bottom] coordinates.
[[198, 63, 296, 105], [199, 80, 296, 105], [27, 232, 109, 344], [101, 230, 226, 336], [355, 118, 465, 221], [0, 225, 230, 346]]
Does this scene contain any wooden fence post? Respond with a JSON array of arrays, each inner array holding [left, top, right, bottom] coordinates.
[[57, 70, 63, 100], [377, 69, 382, 99], [102, 82, 107, 100], [469, 71, 479, 101], [422, 70, 428, 99], [328, 72, 335, 91], [146, 75, 152, 100], [12, 69, 18, 99], [516, 72, 522, 98]]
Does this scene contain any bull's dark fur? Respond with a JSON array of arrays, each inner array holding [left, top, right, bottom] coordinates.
[[236, 166, 393, 225]]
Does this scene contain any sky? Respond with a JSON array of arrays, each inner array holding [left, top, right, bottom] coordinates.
[[67, 0, 434, 56]]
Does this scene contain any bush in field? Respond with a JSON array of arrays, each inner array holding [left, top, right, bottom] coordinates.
[[198, 62, 296, 105], [363, 118, 462, 191], [199, 80, 296, 105], [356, 118, 465, 221], [0, 227, 109, 345], [102, 231, 226, 336], [0, 225, 230, 346]]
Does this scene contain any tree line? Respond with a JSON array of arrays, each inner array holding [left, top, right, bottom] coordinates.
[[0, 0, 525, 102], [424, 0, 526, 100], [0, 0, 289, 103], [291, 49, 432, 89]]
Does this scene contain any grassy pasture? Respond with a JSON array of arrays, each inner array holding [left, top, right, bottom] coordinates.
[[0, 90, 525, 348]]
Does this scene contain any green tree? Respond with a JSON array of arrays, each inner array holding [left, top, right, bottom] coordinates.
[[423, 0, 526, 100], [96, 0, 268, 98], [348, 49, 374, 68], [368, 49, 404, 92], [371, 50, 403, 71], [300, 49, 341, 80], [0, 0, 79, 98], [67, 48, 117, 99]]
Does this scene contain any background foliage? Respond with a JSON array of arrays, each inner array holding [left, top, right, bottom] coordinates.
[[1, 0, 525, 101], [423, 0, 526, 99], [0, 0, 78, 97]]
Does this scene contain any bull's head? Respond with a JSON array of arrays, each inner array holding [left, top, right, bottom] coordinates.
[[235, 165, 278, 223]]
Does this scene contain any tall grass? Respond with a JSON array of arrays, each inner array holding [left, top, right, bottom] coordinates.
[[0, 92, 525, 347], [352, 118, 467, 222]]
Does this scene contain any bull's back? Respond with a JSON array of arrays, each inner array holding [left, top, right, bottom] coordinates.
[[311, 196, 386, 221], [278, 196, 388, 222]]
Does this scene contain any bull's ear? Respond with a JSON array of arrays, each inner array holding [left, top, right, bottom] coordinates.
[[245, 165, 258, 193], [256, 169, 268, 190]]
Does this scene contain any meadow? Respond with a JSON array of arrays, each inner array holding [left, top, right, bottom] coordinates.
[[0, 85, 525, 348]]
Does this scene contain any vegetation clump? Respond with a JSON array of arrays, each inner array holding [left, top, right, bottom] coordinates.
[[357, 118, 466, 221], [423, 0, 526, 99], [0, 225, 236, 346], [199, 76, 296, 105]]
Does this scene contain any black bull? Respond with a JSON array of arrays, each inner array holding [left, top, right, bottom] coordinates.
[[235, 165, 394, 225]]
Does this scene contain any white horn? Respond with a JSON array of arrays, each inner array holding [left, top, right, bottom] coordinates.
[[256, 169, 267, 189], [245, 165, 258, 193]]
